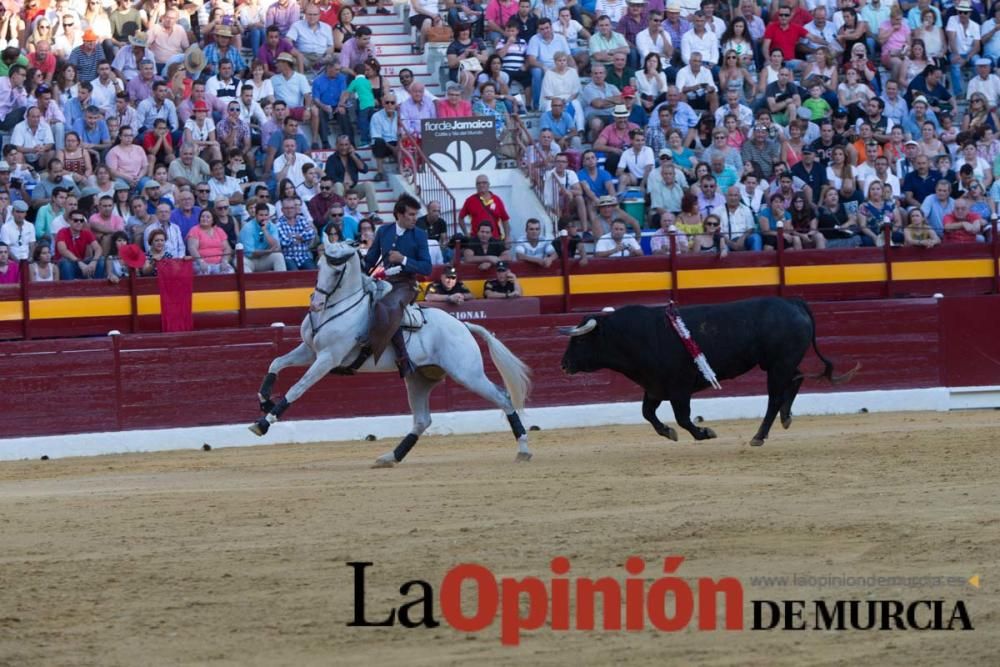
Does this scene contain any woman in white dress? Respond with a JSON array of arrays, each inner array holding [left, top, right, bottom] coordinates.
[[539, 52, 585, 132]]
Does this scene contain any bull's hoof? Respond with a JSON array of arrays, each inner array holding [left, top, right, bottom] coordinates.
[[781, 415, 792, 429], [515, 451, 533, 462], [372, 453, 397, 468], [249, 418, 270, 437], [259, 398, 275, 414], [702, 427, 717, 439], [657, 426, 679, 441], [749, 438, 765, 447]]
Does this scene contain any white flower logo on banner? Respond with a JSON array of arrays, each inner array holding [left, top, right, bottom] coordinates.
[[427, 139, 497, 172]]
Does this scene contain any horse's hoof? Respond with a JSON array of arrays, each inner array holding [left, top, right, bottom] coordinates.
[[658, 426, 679, 441], [515, 451, 533, 463], [259, 399, 275, 414], [372, 453, 397, 468], [749, 438, 765, 447], [781, 415, 792, 429], [249, 419, 269, 437], [702, 428, 717, 439]]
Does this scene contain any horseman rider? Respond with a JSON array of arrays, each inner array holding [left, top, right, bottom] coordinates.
[[363, 194, 432, 377]]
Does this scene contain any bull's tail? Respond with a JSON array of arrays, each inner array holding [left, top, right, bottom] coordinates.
[[465, 323, 532, 412], [796, 300, 860, 384]]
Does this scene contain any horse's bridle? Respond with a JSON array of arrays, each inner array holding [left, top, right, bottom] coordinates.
[[309, 248, 369, 337]]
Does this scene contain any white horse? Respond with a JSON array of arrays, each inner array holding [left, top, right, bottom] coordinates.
[[249, 237, 534, 466]]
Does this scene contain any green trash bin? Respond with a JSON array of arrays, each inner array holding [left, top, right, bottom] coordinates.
[[622, 196, 646, 229]]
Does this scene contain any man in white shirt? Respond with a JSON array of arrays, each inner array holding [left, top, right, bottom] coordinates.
[[0, 201, 36, 261], [617, 129, 655, 189], [675, 52, 718, 112], [803, 6, 841, 58], [968, 58, 1000, 108], [946, 2, 982, 96], [11, 107, 55, 169], [90, 62, 123, 119], [595, 220, 644, 257], [719, 186, 760, 251], [514, 218, 557, 267], [207, 161, 245, 205], [680, 11, 719, 66], [635, 10, 674, 62], [273, 137, 312, 187]]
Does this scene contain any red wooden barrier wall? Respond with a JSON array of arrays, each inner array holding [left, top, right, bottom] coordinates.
[[6, 295, 995, 440]]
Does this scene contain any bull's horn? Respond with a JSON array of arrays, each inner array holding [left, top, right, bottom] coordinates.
[[560, 318, 597, 337]]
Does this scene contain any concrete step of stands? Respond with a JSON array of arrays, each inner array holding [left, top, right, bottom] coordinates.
[[372, 42, 418, 57], [354, 14, 407, 27]]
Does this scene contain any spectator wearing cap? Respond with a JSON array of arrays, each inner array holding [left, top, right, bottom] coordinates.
[[663, 4, 691, 55], [147, 9, 190, 69], [112, 33, 150, 83], [424, 266, 473, 304], [0, 65, 29, 133], [11, 107, 55, 170], [895, 138, 922, 181], [526, 18, 571, 110], [273, 53, 315, 128], [288, 4, 336, 70], [484, 260, 523, 298], [183, 99, 222, 163], [790, 146, 827, 205], [0, 201, 36, 262], [946, 2, 982, 97], [968, 58, 1000, 108], [203, 25, 247, 77], [594, 104, 639, 175], [68, 30, 108, 84], [901, 95, 940, 140]]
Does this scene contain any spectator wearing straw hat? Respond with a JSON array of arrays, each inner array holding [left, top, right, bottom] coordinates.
[[68, 29, 107, 84], [273, 53, 314, 125], [204, 25, 247, 77], [112, 33, 150, 83]]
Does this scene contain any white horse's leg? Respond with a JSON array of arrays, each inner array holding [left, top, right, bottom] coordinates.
[[258, 342, 316, 412], [373, 374, 439, 468], [250, 352, 338, 436], [450, 373, 532, 463]]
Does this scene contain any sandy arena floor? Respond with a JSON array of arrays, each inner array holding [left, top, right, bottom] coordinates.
[[0, 410, 998, 666]]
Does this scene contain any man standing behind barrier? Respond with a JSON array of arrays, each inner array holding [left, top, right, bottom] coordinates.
[[363, 194, 432, 378]]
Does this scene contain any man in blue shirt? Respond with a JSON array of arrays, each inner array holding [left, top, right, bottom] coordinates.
[[362, 193, 431, 377], [311, 60, 350, 150], [72, 105, 111, 153], [239, 203, 288, 272], [539, 98, 581, 150]]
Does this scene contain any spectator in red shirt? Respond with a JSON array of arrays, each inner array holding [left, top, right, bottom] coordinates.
[[458, 174, 511, 242], [942, 199, 984, 244], [763, 6, 808, 71], [55, 212, 105, 280]]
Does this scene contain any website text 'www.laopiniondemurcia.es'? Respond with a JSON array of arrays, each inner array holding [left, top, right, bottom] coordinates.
[[346, 557, 976, 645]]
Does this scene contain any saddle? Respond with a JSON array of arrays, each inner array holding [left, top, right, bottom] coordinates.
[[362, 274, 426, 331]]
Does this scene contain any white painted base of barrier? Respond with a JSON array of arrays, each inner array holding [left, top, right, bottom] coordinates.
[[2, 386, 997, 462]]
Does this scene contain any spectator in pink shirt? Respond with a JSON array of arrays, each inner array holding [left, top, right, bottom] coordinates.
[[89, 195, 126, 253], [106, 126, 149, 191], [0, 243, 19, 284]]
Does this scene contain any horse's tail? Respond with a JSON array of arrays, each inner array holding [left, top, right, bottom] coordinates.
[[465, 323, 532, 412]]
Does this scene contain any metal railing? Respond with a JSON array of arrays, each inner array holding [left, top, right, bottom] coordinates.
[[396, 119, 460, 238]]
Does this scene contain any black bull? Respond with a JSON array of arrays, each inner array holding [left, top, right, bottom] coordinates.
[[560, 297, 858, 446]]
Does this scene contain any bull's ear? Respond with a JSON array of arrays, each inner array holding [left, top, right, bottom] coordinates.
[[560, 318, 598, 337]]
